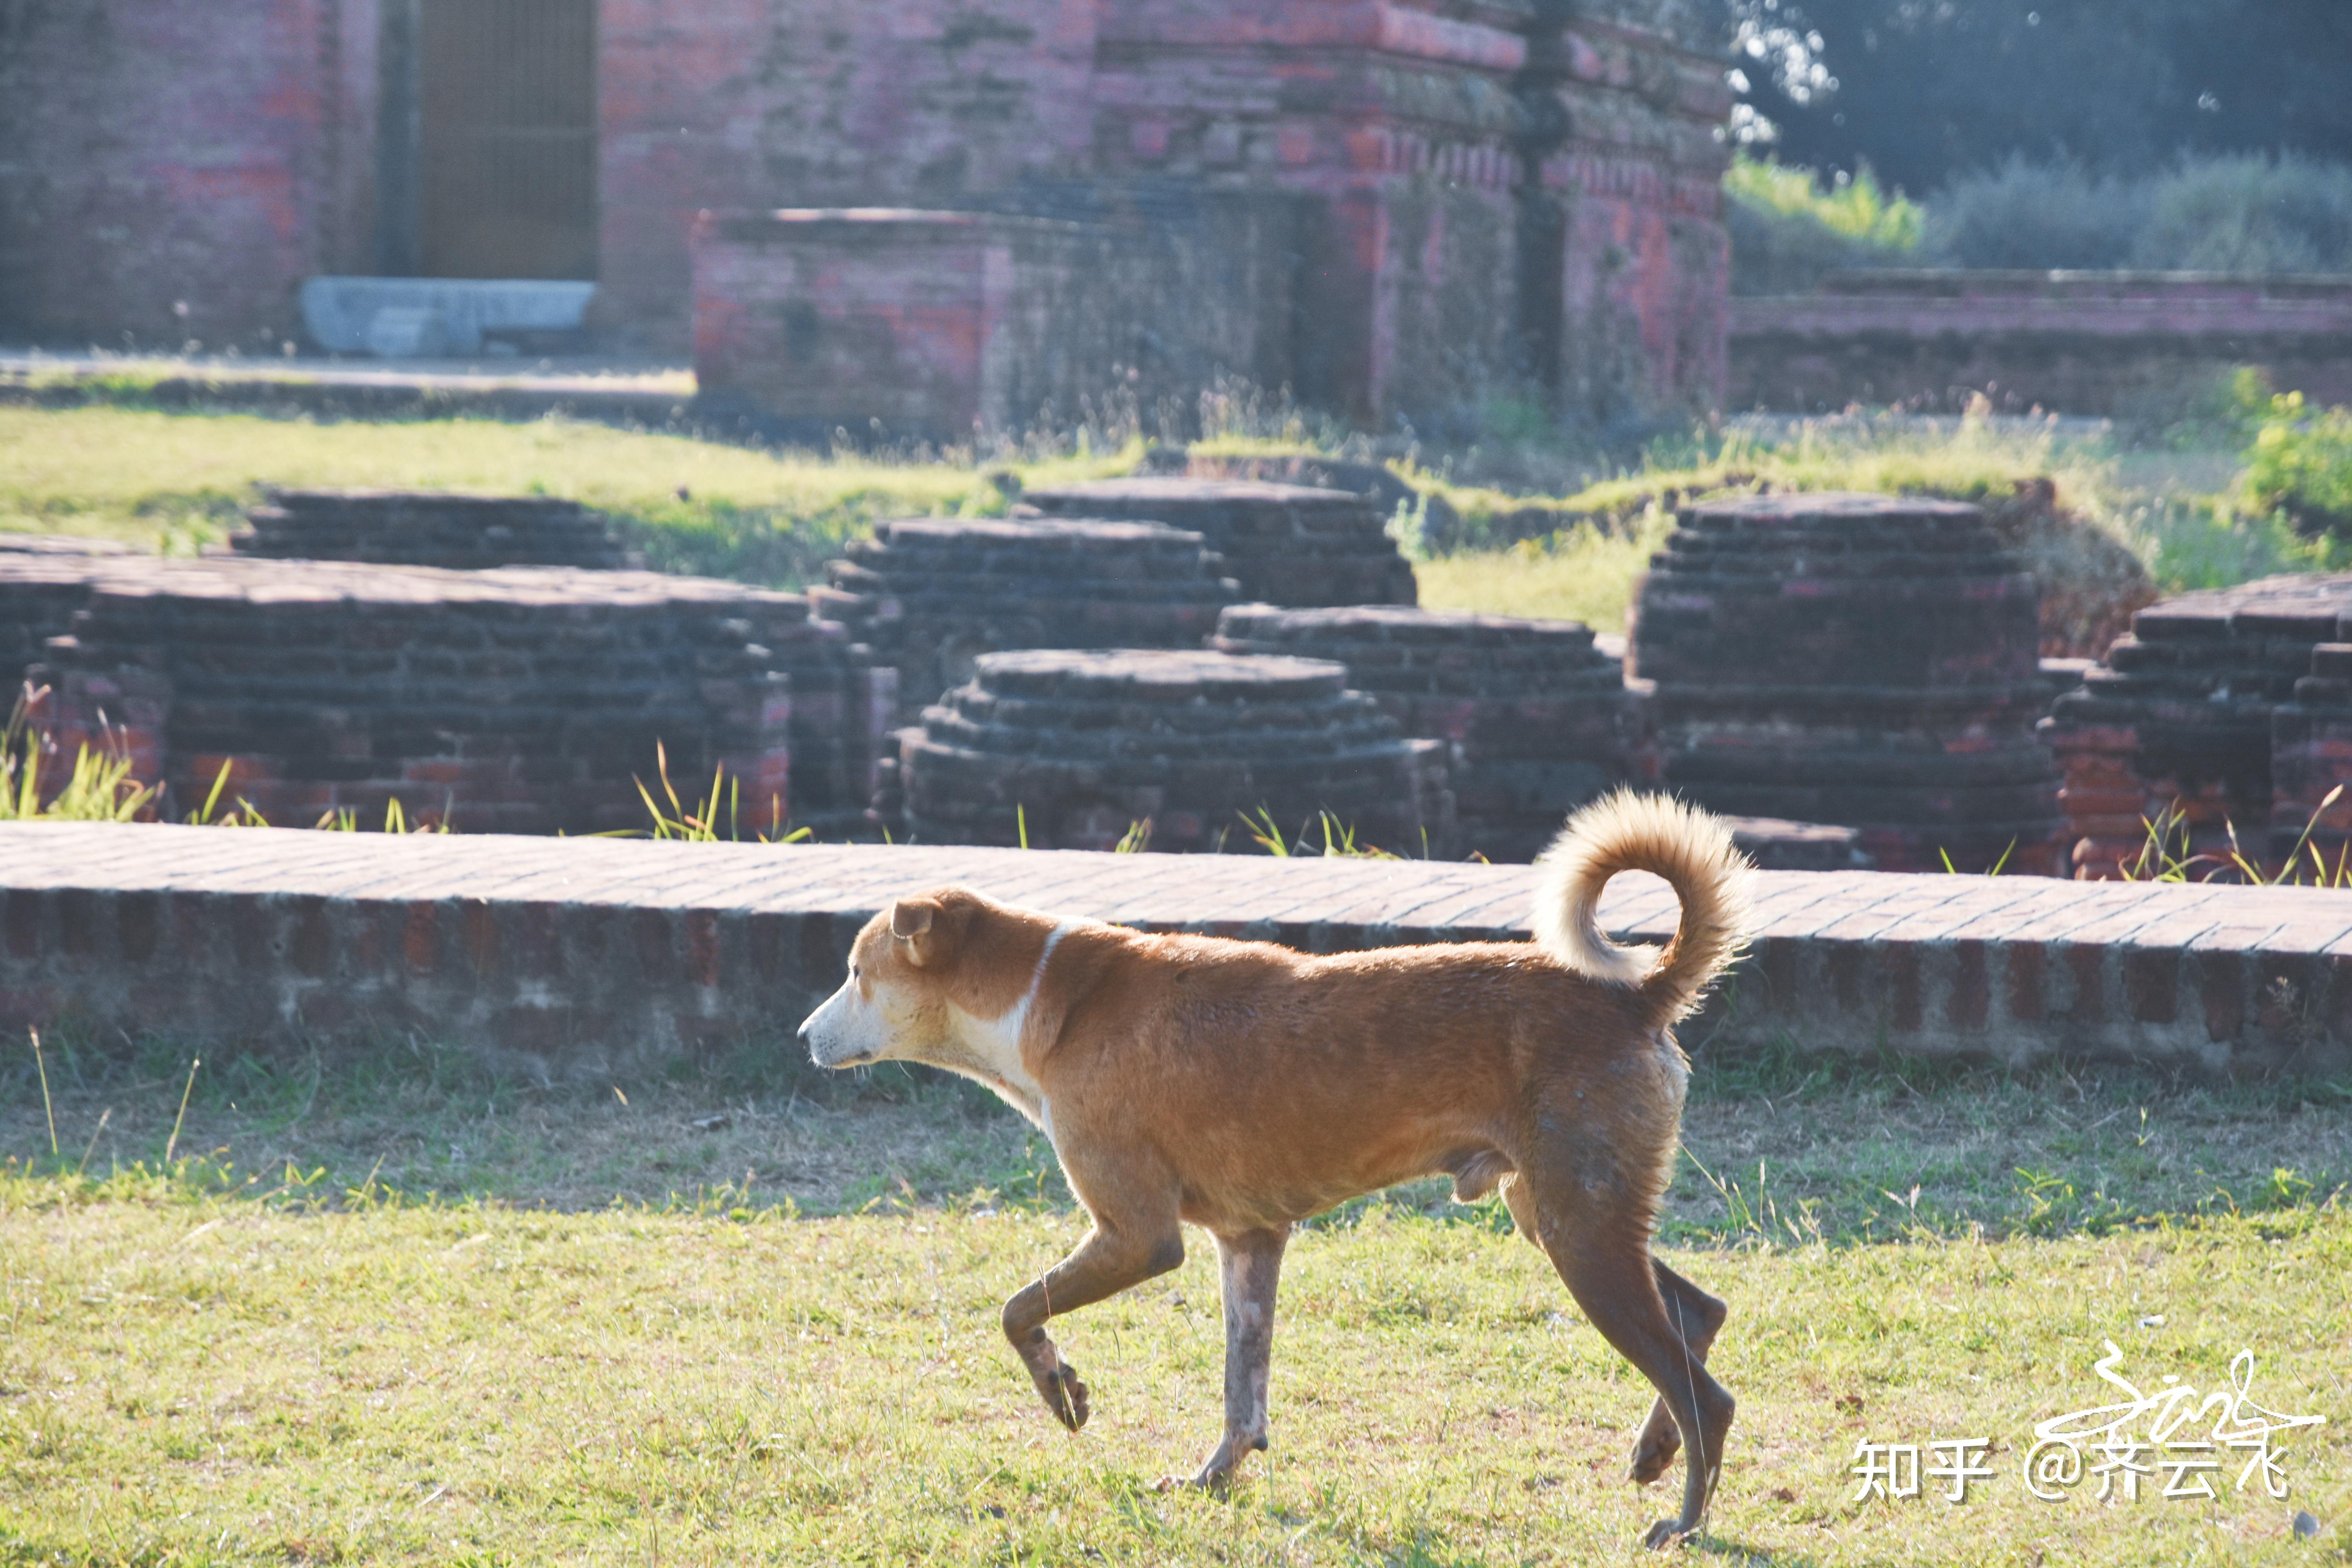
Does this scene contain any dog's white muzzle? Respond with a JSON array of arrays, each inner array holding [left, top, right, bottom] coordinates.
[[797, 976, 883, 1069]]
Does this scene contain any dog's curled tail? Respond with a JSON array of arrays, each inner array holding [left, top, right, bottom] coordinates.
[[1532, 790, 1755, 1025]]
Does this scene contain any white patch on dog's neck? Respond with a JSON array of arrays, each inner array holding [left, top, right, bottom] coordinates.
[[947, 920, 1071, 1119]]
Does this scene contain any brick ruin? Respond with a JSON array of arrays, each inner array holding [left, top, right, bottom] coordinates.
[[1020, 479, 1419, 608], [898, 648, 1452, 855], [1731, 272, 2352, 418], [1210, 603, 1643, 862], [29, 485, 2352, 878], [2043, 574, 2352, 878], [809, 516, 1240, 720], [1632, 493, 2063, 875], [5, 554, 893, 835], [232, 490, 640, 571], [0, 1, 1730, 436]]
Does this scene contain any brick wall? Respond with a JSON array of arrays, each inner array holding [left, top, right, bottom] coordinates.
[[1539, 15, 1733, 419], [0, 0, 381, 348], [694, 211, 1083, 441], [3, 824, 2347, 1078], [5, 0, 1729, 427], [1731, 271, 2352, 416], [596, 0, 1099, 354], [4, 555, 893, 834], [691, 4, 1729, 433]]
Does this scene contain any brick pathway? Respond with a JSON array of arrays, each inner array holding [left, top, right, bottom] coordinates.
[[4, 822, 2347, 1076]]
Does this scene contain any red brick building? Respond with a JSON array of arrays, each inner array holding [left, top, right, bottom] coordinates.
[[0, 0, 1731, 433]]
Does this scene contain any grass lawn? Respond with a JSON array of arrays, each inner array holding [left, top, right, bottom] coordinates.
[[1412, 412, 2327, 633], [0, 407, 1136, 586], [4, 1044, 2347, 1565], [4, 403, 2323, 632]]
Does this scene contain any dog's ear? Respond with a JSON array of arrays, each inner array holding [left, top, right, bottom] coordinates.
[[890, 896, 941, 965]]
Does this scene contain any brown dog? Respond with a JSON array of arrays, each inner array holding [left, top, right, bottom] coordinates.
[[798, 791, 1752, 1549]]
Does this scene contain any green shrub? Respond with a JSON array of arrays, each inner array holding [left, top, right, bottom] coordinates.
[[1724, 153, 1924, 248], [2244, 390, 2352, 535], [1920, 152, 2352, 275], [2133, 153, 2352, 274], [1922, 156, 2149, 269], [1722, 154, 1922, 294]]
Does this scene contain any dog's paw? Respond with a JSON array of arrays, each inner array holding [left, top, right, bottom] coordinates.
[[1640, 1517, 1697, 1552], [1152, 1465, 1232, 1496], [1029, 1357, 1090, 1432], [1628, 1414, 1682, 1485]]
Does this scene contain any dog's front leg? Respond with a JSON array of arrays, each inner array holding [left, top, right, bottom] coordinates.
[[1163, 1225, 1288, 1493], [1001, 1223, 1185, 1433]]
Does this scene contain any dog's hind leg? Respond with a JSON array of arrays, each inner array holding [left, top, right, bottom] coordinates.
[[1001, 1221, 1185, 1433], [1162, 1225, 1288, 1493], [1629, 1261, 1727, 1485], [1519, 1181, 1733, 1551]]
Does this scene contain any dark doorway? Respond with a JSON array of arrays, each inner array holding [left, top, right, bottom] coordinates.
[[417, 0, 598, 279]]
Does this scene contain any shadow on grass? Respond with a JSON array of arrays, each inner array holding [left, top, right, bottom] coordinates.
[[7, 1023, 2347, 1247], [2, 1020, 1068, 1217]]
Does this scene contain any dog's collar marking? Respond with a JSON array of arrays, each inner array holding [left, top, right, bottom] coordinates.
[[951, 919, 1072, 1111]]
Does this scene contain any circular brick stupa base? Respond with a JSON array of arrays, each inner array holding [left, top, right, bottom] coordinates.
[[1212, 604, 1646, 862], [900, 649, 1452, 855], [1634, 492, 2061, 874], [810, 517, 1238, 718], [2043, 573, 2352, 877], [232, 489, 639, 570], [1018, 477, 1417, 608], [12, 557, 891, 835]]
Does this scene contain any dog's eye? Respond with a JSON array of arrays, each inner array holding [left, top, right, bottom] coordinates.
[[849, 963, 860, 981]]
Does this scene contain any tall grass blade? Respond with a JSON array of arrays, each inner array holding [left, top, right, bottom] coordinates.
[[30, 1028, 57, 1159], [165, 1057, 200, 1166]]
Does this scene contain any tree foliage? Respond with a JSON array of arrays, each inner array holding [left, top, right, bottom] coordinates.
[[1730, 0, 2352, 194]]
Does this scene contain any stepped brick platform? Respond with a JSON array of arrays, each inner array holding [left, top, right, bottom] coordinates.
[[899, 648, 1452, 855], [2272, 642, 2352, 865], [230, 489, 639, 571], [6, 555, 893, 833], [1018, 478, 1418, 609], [810, 517, 1240, 718], [0, 539, 123, 691], [1211, 604, 1644, 863], [1634, 493, 2062, 875], [2043, 575, 2352, 878], [1717, 817, 1873, 872], [2, 822, 2344, 1078], [0, 534, 133, 556]]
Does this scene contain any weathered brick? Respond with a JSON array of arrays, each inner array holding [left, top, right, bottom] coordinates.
[[2200, 951, 2247, 1042], [465, 902, 500, 980], [1888, 944, 1922, 1034], [2124, 949, 2179, 1025], [1946, 940, 1987, 1031], [118, 891, 160, 964], [292, 897, 332, 979], [58, 890, 101, 959], [2064, 943, 2107, 1024], [3, 890, 41, 960], [403, 902, 439, 975]]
